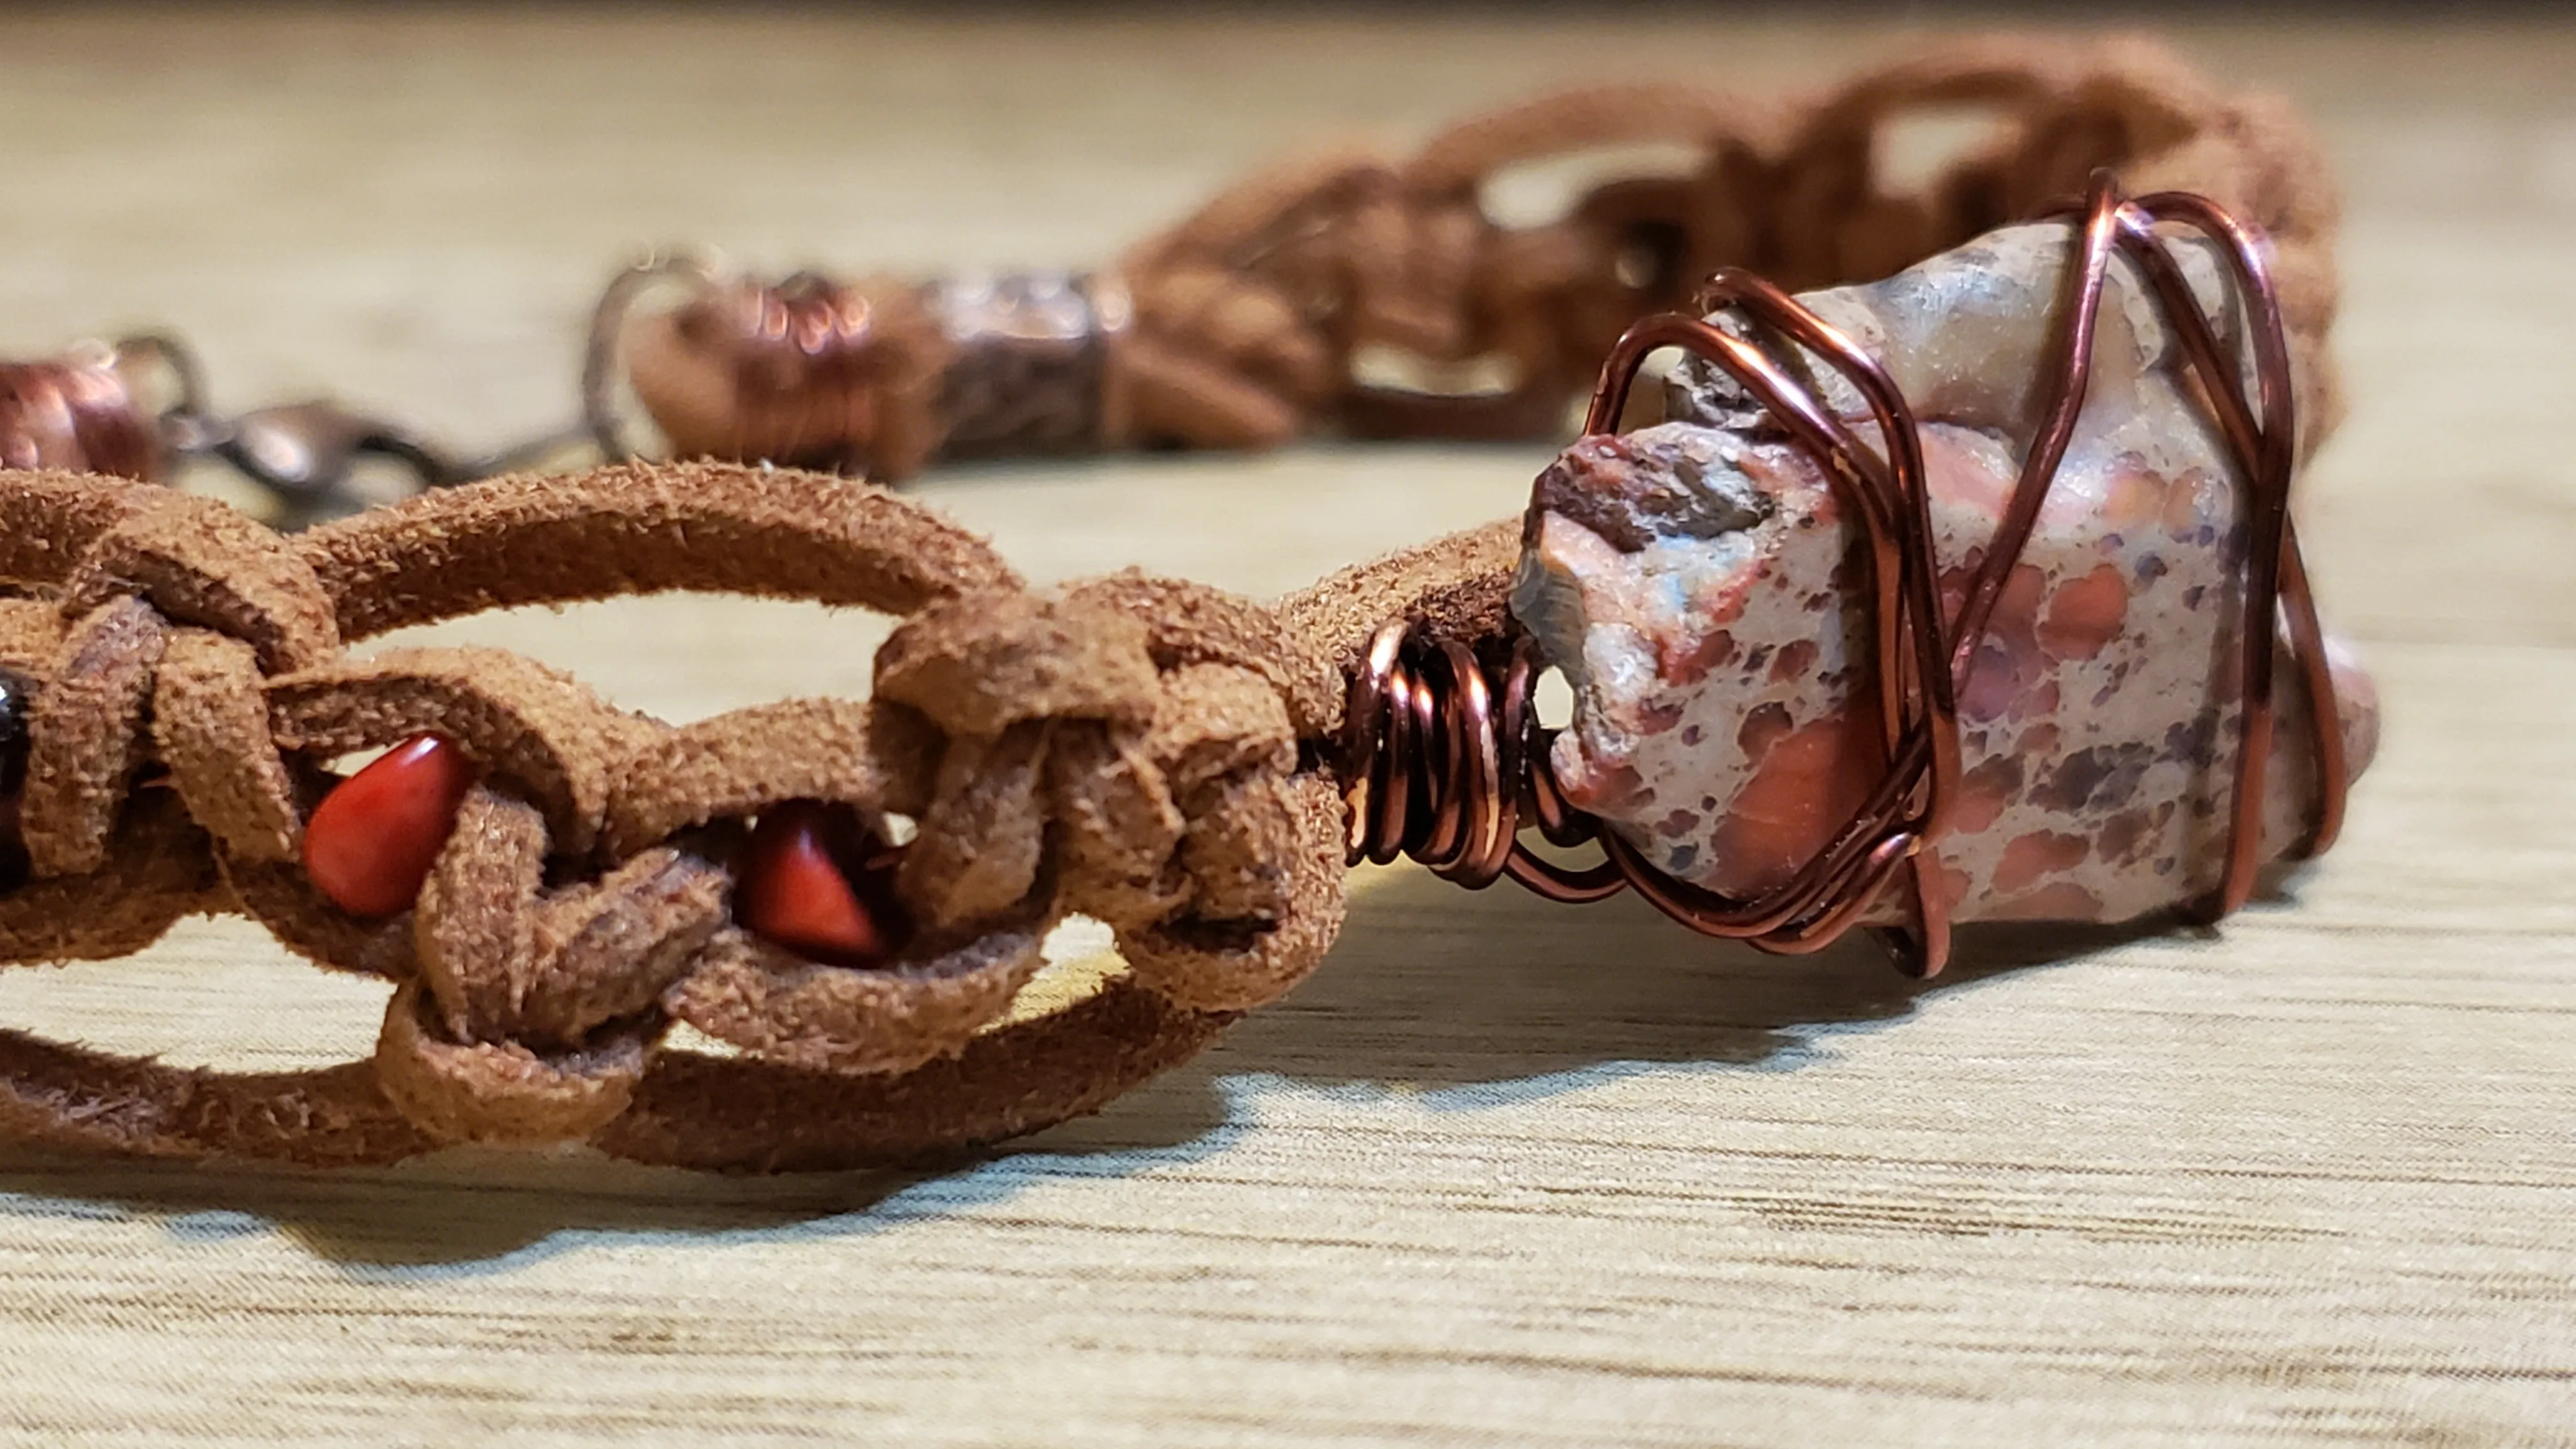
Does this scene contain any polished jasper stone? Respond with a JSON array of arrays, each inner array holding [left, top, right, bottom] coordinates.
[[1510, 222, 2380, 924]]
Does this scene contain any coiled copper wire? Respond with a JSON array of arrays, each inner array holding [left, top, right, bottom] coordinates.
[[690, 271, 881, 471], [585, 257, 891, 473], [0, 346, 165, 481], [1342, 175, 2349, 978]]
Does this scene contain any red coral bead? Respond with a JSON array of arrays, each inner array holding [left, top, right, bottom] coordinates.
[[736, 800, 908, 967], [302, 733, 479, 919]]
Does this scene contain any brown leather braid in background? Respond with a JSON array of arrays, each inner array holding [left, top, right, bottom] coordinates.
[[0, 38, 2342, 1170], [609, 34, 2338, 486]]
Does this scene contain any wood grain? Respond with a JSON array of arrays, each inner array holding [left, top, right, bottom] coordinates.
[[1, 8, 2572, 1445]]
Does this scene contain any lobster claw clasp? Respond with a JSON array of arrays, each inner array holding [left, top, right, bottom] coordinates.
[[162, 399, 471, 529], [227, 400, 464, 493], [173, 399, 597, 530]]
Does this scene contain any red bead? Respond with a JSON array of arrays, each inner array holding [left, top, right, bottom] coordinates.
[[302, 733, 479, 919], [736, 800, 908, 967]]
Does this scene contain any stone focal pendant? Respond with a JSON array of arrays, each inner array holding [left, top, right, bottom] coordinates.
[[1512, 221, 2379, 927]]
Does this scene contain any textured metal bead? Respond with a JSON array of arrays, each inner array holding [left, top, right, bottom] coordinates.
[[925, 271, 1114, 459]]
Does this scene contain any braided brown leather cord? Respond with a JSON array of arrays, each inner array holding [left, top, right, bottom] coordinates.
[[1107, 34, 2341, 461], [0, 35, 2342, 1170], [0, 464, 1344, 1170], [653, 35, 2339, 482]]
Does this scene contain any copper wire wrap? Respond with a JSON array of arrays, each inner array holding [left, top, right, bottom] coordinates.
[[0, 334, 512, 527], [577, 42, 2345, 489], [1341, 176, 2350, 979], [0, 348, 166, 482], [588, 258, 953, 480]]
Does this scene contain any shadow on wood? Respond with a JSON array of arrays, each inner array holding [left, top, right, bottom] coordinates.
[[1071, 862, 2150, 1107], [0, 864, 2148, 1271]]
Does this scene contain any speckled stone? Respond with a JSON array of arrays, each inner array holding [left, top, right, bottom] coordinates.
[[1510, 222, 2379, 924]]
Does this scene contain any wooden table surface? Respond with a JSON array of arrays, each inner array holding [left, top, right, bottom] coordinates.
[[2, 8, 2572, 1445]]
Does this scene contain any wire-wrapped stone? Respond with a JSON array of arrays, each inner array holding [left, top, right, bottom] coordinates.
[[1512, 220, 2380, 928]]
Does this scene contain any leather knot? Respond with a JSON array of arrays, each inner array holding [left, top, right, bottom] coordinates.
[[877, 590, 1162, 739], [6, 480, 341, 926], [59, 486, 341, 674], [371, 786, 731, 1145], [873, 578, 1346, 1016], [376, 979, 654, 1147]]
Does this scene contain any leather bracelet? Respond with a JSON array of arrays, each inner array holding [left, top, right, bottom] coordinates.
[[0, 36, 2373, 1172]]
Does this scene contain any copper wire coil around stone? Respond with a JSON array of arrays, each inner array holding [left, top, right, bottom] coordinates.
[[1340, 627, 1533, 888], [1338, 176, 2351, 979]]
